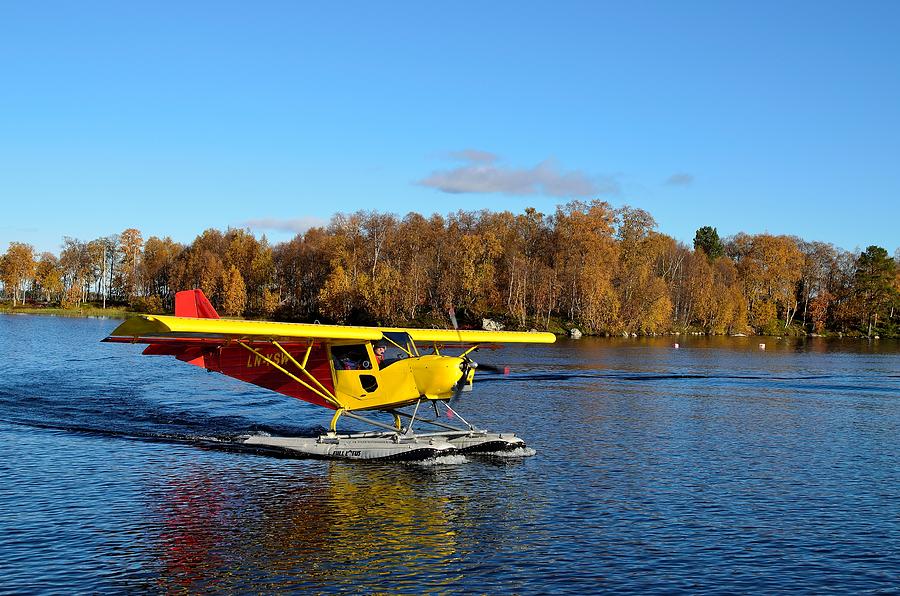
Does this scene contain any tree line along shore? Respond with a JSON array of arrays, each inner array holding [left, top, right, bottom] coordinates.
[[1, 201, 898, 338]]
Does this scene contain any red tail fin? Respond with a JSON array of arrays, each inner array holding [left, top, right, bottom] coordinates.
[[174, 289, 220, 319]]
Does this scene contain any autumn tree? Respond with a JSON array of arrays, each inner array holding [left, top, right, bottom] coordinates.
[[615, 207, 672, 334], [59, 237, 91, 305], [826, 249, 860, 333], [141, 236, 183, 309], [392, 213, 436, 320], [320, 213, 369, 320], [0, 242, 36, 305], [797, 240, 837, 331], [701, 257, 748, 334], [724, 232, 753, 264], [553, 200, 620, 333], [457, 231, 502, 314], [313, 211, 409, 324], [221, 228, 274, 314], [318, 264, 354, 322], [259, 287, 280, 318], [425, 213, 457, 316], [85, 239, 107, 302], [96, 236, 118, 307], [273, 228, 333, 319], [736, 234, 803, 331], [808, 290, 832, 334], [360, 212, 403, 323], [221, 265, 247, 316], [33, 253, 64, 303], [60, 282, 83, 309], [496, 208, 555, 328], [198, 251, 225, 303], [171, 229, 226, 306], [117, 228, 143, 299]]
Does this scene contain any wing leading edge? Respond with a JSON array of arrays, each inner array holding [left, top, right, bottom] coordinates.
[[104, 314, 557, 345]]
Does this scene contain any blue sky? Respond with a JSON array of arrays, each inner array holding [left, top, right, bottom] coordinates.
[[1, 1, 898, 256]]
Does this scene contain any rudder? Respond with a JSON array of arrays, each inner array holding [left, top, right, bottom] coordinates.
[[174, 289, 220, 319]]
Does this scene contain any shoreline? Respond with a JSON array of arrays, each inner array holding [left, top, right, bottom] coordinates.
[[0, 306, 131, 319], [1, 307, 893, 340]]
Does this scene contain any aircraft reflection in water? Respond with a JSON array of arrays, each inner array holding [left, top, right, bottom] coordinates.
[[147, 460, 476, 592], [152, 469, 226, 590], [105, 289, 555, 460]]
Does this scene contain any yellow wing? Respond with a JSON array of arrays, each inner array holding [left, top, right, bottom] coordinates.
[[106, 315, 557, 344]]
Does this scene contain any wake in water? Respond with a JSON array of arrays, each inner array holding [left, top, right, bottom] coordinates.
[[0, 415, 336, 459], [409, 454, 470, 466], [404, 446, 537, 467], [479, 370, 837, 383], [473, 368, 900, 393], [0, 372, 334, 459], [485, 446, 537, 458]]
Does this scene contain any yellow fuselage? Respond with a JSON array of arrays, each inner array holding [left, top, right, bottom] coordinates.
[[332, 353, 467, 411]]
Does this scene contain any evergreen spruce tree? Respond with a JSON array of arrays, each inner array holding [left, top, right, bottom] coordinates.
[[693, 226, 724, 260], [853, 246, 897, 336]]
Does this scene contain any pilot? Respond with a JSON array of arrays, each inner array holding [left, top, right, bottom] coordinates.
[[374, 342, 386, 365]]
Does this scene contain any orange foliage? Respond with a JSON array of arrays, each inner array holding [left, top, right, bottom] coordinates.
[[9, 205, 892, 336]]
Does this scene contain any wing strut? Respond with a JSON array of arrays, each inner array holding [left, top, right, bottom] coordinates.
[[236, 341, 344, 410], [270, 341, 339, 405]]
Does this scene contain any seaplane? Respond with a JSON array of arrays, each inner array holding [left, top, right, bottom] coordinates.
[[103, 289, 556, 461]]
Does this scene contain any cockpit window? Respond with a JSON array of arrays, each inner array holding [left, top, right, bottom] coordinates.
[[378, 343, 409, 368], [382, 332, 416, 356], [332, 345, 372, 371]]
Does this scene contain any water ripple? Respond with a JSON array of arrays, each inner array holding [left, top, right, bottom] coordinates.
[[1, 316, 899, 593]]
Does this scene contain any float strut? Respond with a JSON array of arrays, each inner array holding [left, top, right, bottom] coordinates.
[[329, 408, 344, 434], [404, 399, 422, 436]]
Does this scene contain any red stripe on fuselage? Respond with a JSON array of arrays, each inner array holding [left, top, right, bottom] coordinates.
[[126, 338, 336, 409], [205, 344, 335, 408]]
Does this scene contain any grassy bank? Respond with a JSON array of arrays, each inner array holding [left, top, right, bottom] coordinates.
[[0, 304, 131, 318]]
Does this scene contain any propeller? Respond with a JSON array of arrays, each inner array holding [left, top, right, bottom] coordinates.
[[474, 362, 510, 375], [447, 305, 509, 404], [449, 355, 510, 402], [446, 304, 511, 407], [448, 306, 459, 332], [448, 304, 470, 404], [449, 356, 475, 407]]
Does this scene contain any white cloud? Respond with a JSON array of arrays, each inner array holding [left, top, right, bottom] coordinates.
[[665, 173, 694, 186], [243, 216, 326, 234], [419, 152, 617, 198], [446, 149, 499, 164]]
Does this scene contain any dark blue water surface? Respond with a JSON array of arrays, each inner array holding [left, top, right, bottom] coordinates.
[[1, 315, 899, 594]]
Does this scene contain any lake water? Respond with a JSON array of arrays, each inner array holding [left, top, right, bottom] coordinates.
[[1, 315, 899, 594]]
